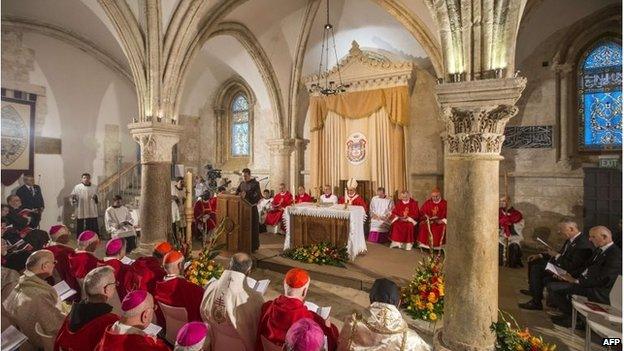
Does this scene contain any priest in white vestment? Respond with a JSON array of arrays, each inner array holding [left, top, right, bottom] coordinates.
[[105, 196, 136, 239], [70, 173, 99, 235], [319, 185, 338, 204], [201, 253, 264, 351], [257, 190, 273, 225], [368, 187, 394, 243]]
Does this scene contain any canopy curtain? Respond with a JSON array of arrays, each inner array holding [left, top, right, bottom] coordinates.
[[309, 86, 407, 196]]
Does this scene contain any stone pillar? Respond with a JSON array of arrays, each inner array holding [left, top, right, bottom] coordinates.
[[291, 138, 309, 189], [267, 139, 295, 189], [553, 63, 573, 166], [130, 121, 182, 253], [433, 78, 526, 351]]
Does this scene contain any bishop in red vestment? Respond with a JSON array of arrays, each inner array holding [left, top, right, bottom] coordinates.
[[54, 266, 120, 351], [256, 268, 339, 351], [98, 238, 132, 299], [45, 225, 76, 288], [416, 188, 448, 249], [193, 192, 216, 238], [498, 196, 525, 268], [128, 241, 172, 294], [265, 183, 293, 233], [389, 191, 419, 250], [338, 179, 368, 213], [96, 290, 170, 351], [295, 186, 314, 204], [68, 231, 101, 299], [154, 251, 204, 328]]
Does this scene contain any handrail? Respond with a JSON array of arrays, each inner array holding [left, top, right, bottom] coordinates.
[[98, 162, 140, 194]]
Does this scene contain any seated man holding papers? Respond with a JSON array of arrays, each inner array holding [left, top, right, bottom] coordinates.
[[201, 252, 265, 351], [256, 268, 338, 351], [518, 218, 593, 310]]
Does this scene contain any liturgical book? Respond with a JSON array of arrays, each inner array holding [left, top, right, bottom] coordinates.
[[304, 301, 331, 320], [54, 280, 77, 301], [1, 326, 28, 351]]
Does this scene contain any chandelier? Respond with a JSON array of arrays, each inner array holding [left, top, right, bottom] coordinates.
[[308, 0, 349, 95]]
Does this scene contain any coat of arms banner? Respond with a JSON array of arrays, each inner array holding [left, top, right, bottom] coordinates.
[[309, 86, 407, 195], [1, 93, 36, 186]]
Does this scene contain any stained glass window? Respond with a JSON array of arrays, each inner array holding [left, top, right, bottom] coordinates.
[[230, 94, 250, 156], [578, 40, 622, 151]]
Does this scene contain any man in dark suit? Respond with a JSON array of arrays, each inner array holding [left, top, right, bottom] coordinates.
[[15, 175, 44, 228], [235, 168, 261, 252], [518, 218, 594, 310], [548, 225, 622, 328]]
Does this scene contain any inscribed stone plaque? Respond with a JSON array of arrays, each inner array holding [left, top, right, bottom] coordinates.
[[503, 126, 553, 149]]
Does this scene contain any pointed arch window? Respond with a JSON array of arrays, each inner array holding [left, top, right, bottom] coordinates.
[[230, 93, 250, 156], [577, 39, 622, 151]]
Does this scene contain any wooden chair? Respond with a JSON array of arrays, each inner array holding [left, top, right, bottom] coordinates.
[[158, 302, 188, 344]]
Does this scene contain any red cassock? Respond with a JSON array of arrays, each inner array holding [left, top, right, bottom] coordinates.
[[129, 257, 167, 294], [256, 296, 339, 351], [295, 193, 313, 204], [499, 207, 523, 237], [68, 252, 101, 299], [97, 259, 132, 299], [46, 244, 75, 289], [416, 199, 448, 248], [95, 327, 171, 351], [154, 276, 204, 327], [54, 313, 118, 351], [193, 199, 216, 234], [265, 192, 293, 226], [389, 199, 419, 244], [338, 195, 368, 213]]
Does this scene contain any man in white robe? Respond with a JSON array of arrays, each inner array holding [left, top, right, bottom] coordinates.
[[105, 195, 136, 241], [319, 185, 337, 204], [257, 190, 273, 225], [70, 173, 99, 235], [368, 187, 394, 243], [201, 252, 264, 351]]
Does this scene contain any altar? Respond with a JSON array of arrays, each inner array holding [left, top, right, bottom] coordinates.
[[283, 203, 367, 261]]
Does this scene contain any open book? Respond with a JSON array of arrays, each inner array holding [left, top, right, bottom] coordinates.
[[120, 256, 135, 265], [53, 280, 77, 301], [1, 326, 28, 351], [246, 277, 270, 295], [144, 323, 162, 336], [304, 301, 331, 320], [545, 262, 568, 277]]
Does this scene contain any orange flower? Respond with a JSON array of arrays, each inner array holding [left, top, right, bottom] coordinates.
[[428, 292, 438, 303]]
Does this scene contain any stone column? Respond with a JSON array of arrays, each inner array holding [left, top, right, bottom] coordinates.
[[433, 78, 526, 351], [267, 139, 295, 189], [553, 63, 573, 166], [291, 138, 309, 189], [130, 121, 182, 253]]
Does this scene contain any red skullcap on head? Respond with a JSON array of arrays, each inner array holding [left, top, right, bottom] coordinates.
[[122, 290, 148, 311], [163, 250, 184, 265], [176, 322, 209, 347], [105, 238, 124, 256], [431, 187, 441, 195], [154, 241, 173, 255], [49, 225, 67, 240], [77, 230, 98, 244], [285, 268, 310, 288]]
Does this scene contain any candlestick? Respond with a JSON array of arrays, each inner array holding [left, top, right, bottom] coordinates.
[[184, 171, 194, 249]]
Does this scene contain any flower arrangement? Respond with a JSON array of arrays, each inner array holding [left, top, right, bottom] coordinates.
[[401, 255, 444, 322], [283, 242, 349, 267], [490, 310, 557, 351], [184, 217, 231, 287]]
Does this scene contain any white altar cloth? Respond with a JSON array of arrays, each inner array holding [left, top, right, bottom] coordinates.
[[283, 203, 367, 261]]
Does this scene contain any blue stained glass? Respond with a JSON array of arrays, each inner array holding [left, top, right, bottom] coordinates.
[[232, 94, 249, 112], [578, 40, 622, 151], [231, 123, 249, 156], [584, 42, 622, 69]]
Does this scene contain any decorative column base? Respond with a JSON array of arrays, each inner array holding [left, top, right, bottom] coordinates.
[[130, 121, 182, 252]]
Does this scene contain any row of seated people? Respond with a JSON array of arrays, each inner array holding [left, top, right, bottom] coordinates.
[[259, 182, 448, 252], [516, 219, 622, 329], [1, 226, 432, 351]]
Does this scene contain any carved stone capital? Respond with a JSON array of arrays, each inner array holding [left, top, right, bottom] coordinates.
[[129, 121, 183, 163], [435, 77, 526, 156], [266, 138, 296, 156]]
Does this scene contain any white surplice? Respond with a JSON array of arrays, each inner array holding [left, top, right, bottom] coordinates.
[[369, 196, 394, 233], [104, 205, 136, 238], [319, 194, 338, 204], [70, 183, 98, 219], [257, 198, 273, 224], [201, 270, 264, 351]]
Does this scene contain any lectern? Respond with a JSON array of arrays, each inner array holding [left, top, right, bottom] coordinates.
[[216, 194, 253, 254]]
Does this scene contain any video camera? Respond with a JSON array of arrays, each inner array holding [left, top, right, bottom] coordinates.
[[204, 164, 223, 190]]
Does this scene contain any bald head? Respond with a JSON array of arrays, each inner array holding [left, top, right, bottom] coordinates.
[[25, 250, 55, 276], [229, 252, 253, 274], [589, 226, 613, 248]]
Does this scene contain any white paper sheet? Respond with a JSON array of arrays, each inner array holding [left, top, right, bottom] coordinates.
[[537, 237, 552, 249], [120, 256, 135, 265], [53, 280, 77, 301], [304, 301, 331, 320], [1, 326, 28, 351], [545, 262, 568, 276], [144, 323, 162, 336], [246, 277, 270, 295]]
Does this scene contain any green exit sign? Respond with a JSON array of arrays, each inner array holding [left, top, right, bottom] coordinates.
[[599, 157, 620, 169]]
